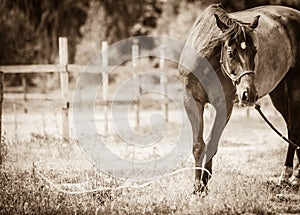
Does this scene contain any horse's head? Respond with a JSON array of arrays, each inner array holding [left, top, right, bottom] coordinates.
[[214, 14, 260, 106]]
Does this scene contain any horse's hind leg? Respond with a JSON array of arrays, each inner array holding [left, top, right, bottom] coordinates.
[[292, 149, 300, 185], [269, 69, 300, 185], [287, 87, 300, 186], [287, 70, 300, 186], [269, 78, 293, 183]]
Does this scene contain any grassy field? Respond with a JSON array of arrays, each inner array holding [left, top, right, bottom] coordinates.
[[1, 95, 300, 214]]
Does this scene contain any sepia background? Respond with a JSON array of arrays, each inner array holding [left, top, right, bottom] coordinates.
[[0, 0, 300, 214]]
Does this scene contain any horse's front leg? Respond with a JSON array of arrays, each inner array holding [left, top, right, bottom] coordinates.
[[201, 102, 233, 191], [184, 94, 206, 193], [185, 94, 233, 195]]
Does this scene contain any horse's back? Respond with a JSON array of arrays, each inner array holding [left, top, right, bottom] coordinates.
[[232, 6, 300, 97]]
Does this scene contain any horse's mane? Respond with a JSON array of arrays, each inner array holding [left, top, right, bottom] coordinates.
[[187, 4, 255, 59]]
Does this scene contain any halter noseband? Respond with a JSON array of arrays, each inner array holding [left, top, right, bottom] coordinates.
[[219, 46, 255, 85]]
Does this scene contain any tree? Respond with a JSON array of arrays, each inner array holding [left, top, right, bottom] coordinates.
[[1, 0, 89, 64], [75, 0, 162, 64]]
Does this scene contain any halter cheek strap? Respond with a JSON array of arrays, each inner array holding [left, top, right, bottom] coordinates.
[[220, 47, 255, 85]]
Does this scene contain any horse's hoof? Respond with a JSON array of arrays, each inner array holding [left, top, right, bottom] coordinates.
[[277, 179, 291, 187], [290, 165, 300, 187], [278, 166, 293, 186], [290, 175, 300, 187], [192, 191, 207, 199], [193, 187, 208, 198]]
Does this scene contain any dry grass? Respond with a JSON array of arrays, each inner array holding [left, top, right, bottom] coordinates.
[[1, 112, 300, 214]]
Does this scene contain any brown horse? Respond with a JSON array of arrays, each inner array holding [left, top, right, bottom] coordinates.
[[179, 4, 300, 194]]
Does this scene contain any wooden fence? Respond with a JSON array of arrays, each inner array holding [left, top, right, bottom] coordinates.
[[0, 37, 171, 143]]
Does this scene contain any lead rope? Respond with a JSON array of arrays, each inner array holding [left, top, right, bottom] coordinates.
[[254, 103, 300, 149], [32, 162, 212, 195]]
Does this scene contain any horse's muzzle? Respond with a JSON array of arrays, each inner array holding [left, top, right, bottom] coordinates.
[[237, 89, 258, 107]]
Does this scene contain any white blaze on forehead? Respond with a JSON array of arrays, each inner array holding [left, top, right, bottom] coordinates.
[[241, 41, 246, 50]]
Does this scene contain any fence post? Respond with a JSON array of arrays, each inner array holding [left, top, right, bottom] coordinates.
[[59, 37, 69, 141], [160, 44, 168, 122], [246, 107, 250, 118], [13, 104, 18, 141], [22, 75, 27, 113], [0, 72, 3, 164], [132, 41, 140, 128], [102, 41, 109, 135]]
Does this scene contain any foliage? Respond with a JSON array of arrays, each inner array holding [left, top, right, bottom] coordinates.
[[75, 0, 162, 64], [2, 0, 300, 64], [0, 5, 35, 65], [157, 1, 206, 41], [74, 1, 107, 65], [0, 0, 89, 64]]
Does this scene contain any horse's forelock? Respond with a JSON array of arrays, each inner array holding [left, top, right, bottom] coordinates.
[[194, 5, 256, 58], [192, 5, 228, 58], [221, 22, 255, 45], [189, 4, 256, 60]]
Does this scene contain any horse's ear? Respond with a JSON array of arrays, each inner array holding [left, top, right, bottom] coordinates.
[[249, 15, 260, 29], [214, 14, 229, 32]]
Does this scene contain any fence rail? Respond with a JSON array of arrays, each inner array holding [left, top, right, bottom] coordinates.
[[0, 64, 177, 74], [0, 64, 104, 74], [0, 64, 65, 73]]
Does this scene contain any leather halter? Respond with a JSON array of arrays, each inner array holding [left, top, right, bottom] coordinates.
[[219, 45, 255, 85]]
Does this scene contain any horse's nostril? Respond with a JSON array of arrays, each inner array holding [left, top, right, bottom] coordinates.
[[241, 91, 248, 101]]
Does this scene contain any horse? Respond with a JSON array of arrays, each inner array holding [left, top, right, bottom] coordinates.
[[179, 4, 300, 194]]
